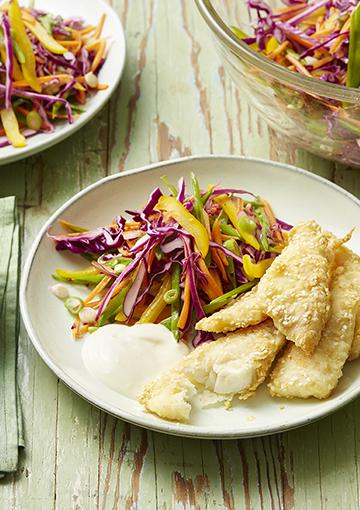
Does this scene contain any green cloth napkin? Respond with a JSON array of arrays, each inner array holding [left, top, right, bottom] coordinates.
[[0, 197, 24, 477]]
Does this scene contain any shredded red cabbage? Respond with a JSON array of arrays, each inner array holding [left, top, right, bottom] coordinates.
[[52, 175, 292, 345]]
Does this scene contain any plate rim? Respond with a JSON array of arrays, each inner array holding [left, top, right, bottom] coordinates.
[[20, 155, 360, 439], [0, 0, 125, 165]]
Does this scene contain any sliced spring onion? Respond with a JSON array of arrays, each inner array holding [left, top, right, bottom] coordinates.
[[65, 296, 84, 315], [26, 110, 42, 130], [163, 288, 179, 305]]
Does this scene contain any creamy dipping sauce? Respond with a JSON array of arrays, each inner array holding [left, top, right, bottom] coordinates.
[[82, 323, 189, 399]]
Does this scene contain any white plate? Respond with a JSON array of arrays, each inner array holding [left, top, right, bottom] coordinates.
[[20, 156, 360, 439], [0, 0, 125, 165]]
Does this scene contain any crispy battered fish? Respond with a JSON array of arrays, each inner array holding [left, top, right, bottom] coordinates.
[[348, 307, 360, 361], [256, 221, 342, 354], [269, 247, 360, 400], [140, 320, 285, 422], [196, 222, 342, 353], [195, 285, 266, 333]]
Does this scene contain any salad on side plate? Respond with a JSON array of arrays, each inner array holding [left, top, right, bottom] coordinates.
[[0, 0, 109, 148]]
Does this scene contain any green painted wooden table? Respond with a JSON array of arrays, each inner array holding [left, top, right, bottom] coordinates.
[[1, 1, 360, 508]]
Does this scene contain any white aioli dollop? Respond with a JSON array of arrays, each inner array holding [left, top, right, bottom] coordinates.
[[82, 323, 189, 399]]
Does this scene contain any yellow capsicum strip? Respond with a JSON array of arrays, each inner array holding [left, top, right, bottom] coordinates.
[[9, 0, 41, 92], [23, 20, 67, 55], [239, 224, 261, 251], [156, 196, 209, 258], [215, 195, 260, 250], [0, 107, 26, 147], [243, 254, 273, 280], [0, 46, 23, 80], [137, 276, 171, 324]]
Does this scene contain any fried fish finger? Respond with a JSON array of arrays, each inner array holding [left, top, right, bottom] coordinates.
[[348, 307, 360, 361], [195, 285, 266, 333], [140, 320, 285, 422], [269, 247, 360, 400], [257, 221, 342, 354]]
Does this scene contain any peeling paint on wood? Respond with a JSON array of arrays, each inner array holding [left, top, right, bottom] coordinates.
[[0, 0, 359, 509]]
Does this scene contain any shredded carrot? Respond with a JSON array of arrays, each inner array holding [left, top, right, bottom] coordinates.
[[198, 257, 223, 299], [97, 84, 109, 90], [211, 248, 228, 283], [211, 219, 228, 266], [75, 89, 86, 105], [15, 105, 30, 116], [146, 250, 155, 273], [83, 275, 112, 305], [132, 302, 151, 320], [275, 3, 307, 14], [68, 29, 82, 54], [80, 25, 96, 36], [329, 17, 351, 54], [262, 199, 283, 242], [261, 198, 276, 226], [285, 54, 312, 76], [209, 269, 223, 295], [85, 38, 106, 52], [58, 41, 80, 48], [126, 239, 136, 248], [72, 318, 81, 339], [91, 40, 106, 72], [94, 13, 106, 39], [178, 273, 191, 330], [268, 40, 289, 59], [312, 55, 334, 70], [285, 32, 316, 50], [83, 300, 102, 309]]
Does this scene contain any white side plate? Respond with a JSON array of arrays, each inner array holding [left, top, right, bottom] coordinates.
[[0, 0, 125, 165], [20, 156, 360, 439]]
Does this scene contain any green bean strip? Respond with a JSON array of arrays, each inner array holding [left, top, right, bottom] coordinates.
[[201, 185, 215, 206], [253, 203, 270, 251], [160, 316, 172, 330], [191, 172, 203, 221], [219, 222, 240, 238], [223, 239, 239, 287], [203, 281, 257, 315], [98, 282, 131, 326], [161, 175, 178, 196]]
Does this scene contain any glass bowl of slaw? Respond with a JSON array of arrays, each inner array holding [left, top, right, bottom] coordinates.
[[195, 0, 360, 166]]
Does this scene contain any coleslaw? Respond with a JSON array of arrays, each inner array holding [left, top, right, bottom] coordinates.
[[0, 0, 109, 148], [49, 175, 292, 346], [236, 0, 359, 87]]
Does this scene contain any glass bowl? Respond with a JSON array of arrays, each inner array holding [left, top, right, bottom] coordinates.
[[195, 0, 360, 166]]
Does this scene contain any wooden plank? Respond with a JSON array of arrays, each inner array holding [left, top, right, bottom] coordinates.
[[1, 0, 359, 508]]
